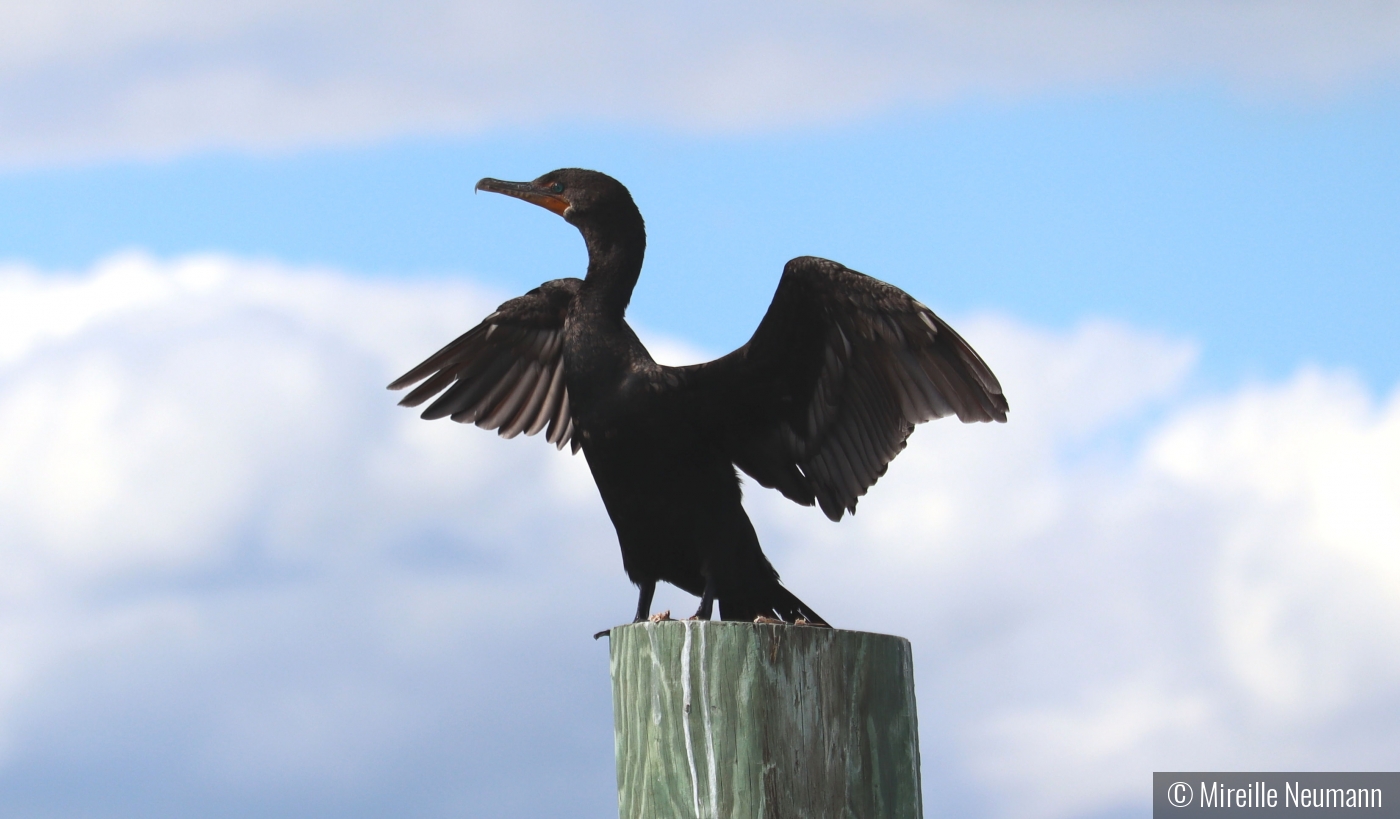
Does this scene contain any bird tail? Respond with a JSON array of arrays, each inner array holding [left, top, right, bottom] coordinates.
[[718, 581, 829, 627]]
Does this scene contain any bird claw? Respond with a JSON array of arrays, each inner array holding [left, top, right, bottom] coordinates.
[[753, 615, 783, 625], [649, 610, 672, 622]]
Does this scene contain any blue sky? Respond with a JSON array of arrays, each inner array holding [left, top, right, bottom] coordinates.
[[4, 89, 1397, 390], [2, 3, 1399, 818]]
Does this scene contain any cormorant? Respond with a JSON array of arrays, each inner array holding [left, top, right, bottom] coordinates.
[[389, 169, 1008, 627]]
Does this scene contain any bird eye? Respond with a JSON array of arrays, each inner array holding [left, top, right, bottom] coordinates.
[[549, 182, 565, 194]]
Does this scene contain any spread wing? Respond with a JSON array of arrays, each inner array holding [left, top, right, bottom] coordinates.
[[682, 256, 1007, 520], [387, 278, 581, 451]]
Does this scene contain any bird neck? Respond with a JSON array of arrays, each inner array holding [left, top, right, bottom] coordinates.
[[579, 221, 646, 320]]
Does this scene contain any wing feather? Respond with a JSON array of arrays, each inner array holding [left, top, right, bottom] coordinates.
[[478, 361, 540, 430], [388, 278, 581, 451], [501, 361, 556, 438], [680, 256, 1007, 521], [527, 361, 566, 437]]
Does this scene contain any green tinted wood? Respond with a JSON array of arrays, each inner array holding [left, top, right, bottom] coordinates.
[[610, 620, 922, 819]]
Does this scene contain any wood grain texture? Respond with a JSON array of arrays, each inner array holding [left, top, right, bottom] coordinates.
[[609, 621, 922, 819]]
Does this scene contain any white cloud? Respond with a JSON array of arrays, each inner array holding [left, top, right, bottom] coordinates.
[[0, 255, 1397, 817], [0, 0, 1397, 166]]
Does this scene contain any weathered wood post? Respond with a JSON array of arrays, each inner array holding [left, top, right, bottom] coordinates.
[[609, 620, 922, 819]]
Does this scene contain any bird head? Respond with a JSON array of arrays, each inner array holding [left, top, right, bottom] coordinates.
[[475, 168, 639, 232]]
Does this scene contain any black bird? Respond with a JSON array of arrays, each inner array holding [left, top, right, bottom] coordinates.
[[388, 169, 1008, 627]]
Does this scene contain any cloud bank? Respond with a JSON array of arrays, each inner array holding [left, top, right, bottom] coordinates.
[[1, 0, 1398, 165], [0, 255, 1397, 818]]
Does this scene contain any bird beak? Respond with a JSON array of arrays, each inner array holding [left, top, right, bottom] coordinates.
[[475, 178, 570, 216]]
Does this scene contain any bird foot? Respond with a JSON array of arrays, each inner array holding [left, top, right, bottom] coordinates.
[[753, 615, 783, 625], [649, 610, 672, 622], [793, 617, 810, 626]]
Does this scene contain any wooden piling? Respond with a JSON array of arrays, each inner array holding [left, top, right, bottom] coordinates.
[[608, 620, 923, 819]]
